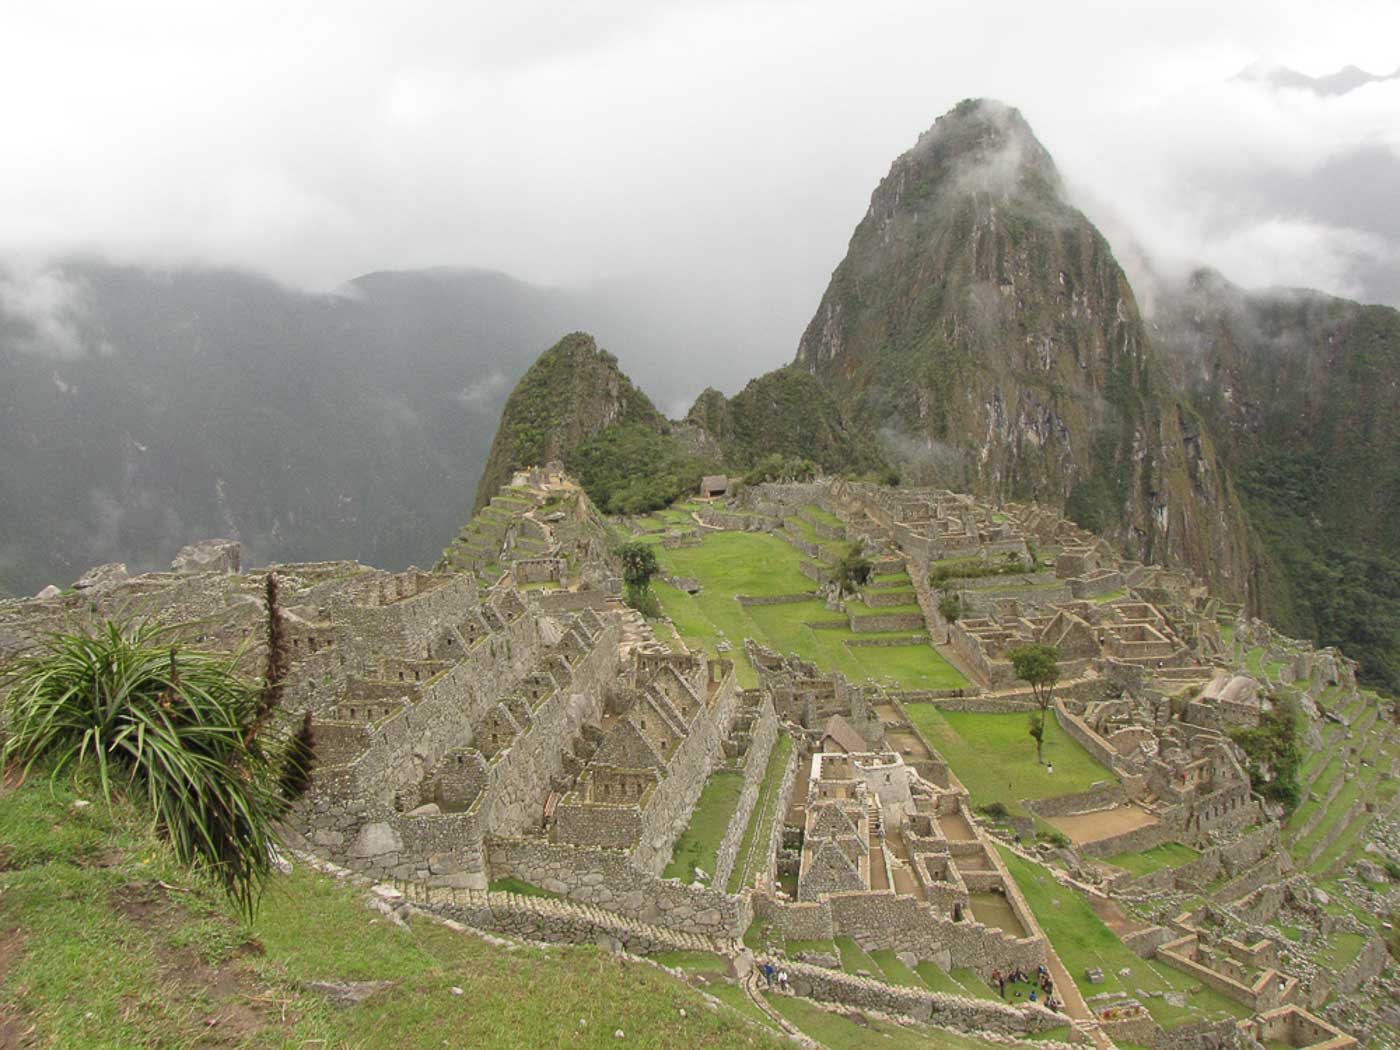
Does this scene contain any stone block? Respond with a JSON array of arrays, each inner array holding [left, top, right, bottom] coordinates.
[[350, 822, 404, 859], [171, 539, 241, 574]]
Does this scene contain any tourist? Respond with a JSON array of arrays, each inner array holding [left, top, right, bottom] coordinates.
[[762, 962, 775, 987], [1046, 762, 1054, 775], [778, 969, 789, 993], [993, 969, 1004, 997]]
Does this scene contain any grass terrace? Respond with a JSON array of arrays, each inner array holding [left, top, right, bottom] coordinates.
[[727, 733, 794, 893], [1107, 841, 1200, 877], [903, 706, 1115, 816], [998, 847, 1251, 1030], [651, 530, 966, 692], [662, 771, 745, 881]]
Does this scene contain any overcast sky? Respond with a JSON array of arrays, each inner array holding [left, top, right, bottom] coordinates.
[[2, 1, 1397, 386]]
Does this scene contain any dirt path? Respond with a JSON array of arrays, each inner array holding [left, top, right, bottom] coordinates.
[[1048, 803, 1157, 846]]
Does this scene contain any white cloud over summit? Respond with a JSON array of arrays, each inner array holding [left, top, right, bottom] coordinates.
[[0, 1, 1396, 375]]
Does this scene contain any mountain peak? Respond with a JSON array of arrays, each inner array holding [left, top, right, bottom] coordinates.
[[469, 332, 664, 512], [1232, 61, 1400, 96]]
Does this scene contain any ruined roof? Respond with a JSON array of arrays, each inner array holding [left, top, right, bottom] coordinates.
[[821, 714, 867, 755]]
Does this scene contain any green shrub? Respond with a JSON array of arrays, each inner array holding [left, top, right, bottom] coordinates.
[[1229, 695, 1303, 809], [742, 453, 816, 485], [979, 801, 1010, 821], [1, 619, 299, 915]]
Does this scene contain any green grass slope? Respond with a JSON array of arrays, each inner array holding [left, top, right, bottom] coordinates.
[[0, 769, 783, 1049]]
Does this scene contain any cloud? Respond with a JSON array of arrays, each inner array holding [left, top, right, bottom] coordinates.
[[1053, 72, 1400, 306], [0, 0, 1396, 381], [455, 371, 510, 411], [0, 268, 108, 358]]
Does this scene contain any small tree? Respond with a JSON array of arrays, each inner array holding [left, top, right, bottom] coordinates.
[[937, 592, 962, 642], [1009, 643, 1060, 764], [833, 543, 873, 596], [617, 541, 660, 613]]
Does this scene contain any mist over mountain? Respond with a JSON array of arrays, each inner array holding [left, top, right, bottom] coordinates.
[[0, 262, 764, 597]]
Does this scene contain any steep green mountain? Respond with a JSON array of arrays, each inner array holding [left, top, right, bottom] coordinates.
[[680, 367, 892, 479], [1154, 271, 1400, 689], [791, 98, 1253, 598], [471, 332, 664, 508], [470, 332, 722, 517]]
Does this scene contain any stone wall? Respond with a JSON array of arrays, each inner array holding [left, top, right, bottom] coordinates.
[[1118, 825, 1281, 897], [761, 957, 1064, 1036], [473, 631, 619, 838], [698, 507, 782, 532], [1053, 699, 1125, 777], [849, 611, 926, 634], [1080, 820, 1171, 859], [634, 669, 743, 873], [292, 605, 616, 888], [754, 890, 1045, 979], [711, 699, 779, 889], [1025, 783, 1126, 819], [400, 882, 729, 955], [484, 836, 751, 939], [756, 739, 801, 888]]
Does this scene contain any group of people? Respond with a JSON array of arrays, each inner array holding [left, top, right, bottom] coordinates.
[[991, 965, 1061, 1013], [760, 963, 789, 993]]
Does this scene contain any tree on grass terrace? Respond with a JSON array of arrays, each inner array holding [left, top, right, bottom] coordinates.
[[1008, 643, 1060, 764], [618, 541, 661, 617], [832, 544, 873, 596], [0, 611, 313, 917]]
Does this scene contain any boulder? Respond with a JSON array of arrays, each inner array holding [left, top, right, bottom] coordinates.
[[303, 979, 397, 1007], [72, 562, 128, 591], [349, 822, 403, 859], [171, 538, 241, 574], [1356, 858, 1389, 883], [34, 584, 61, 599]]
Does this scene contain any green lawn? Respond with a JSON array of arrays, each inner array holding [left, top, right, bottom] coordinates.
[[0, 769, 785, 1050], [903, 706, 1115, 815], [834, 935, 879, 975], [1108, 841, 1200, 877], [652, 530, 966, 691], [659, 530, 814, 597], [869, 949, 922, 987], [662, 771, 745, 880], [997, 847, 1251, 1030], [727, 734, 793, 893]]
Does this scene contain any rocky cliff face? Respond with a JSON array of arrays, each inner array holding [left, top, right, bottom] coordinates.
[[1153, 272, 1400, 686], [794, 99, 1252, 598], [471, 332, 665, 511]]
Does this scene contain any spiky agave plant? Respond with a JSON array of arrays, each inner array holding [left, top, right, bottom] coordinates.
[[1, 619, 287, 916]]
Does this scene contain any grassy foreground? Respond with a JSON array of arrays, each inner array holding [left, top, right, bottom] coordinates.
[[0, 768, 783, 1049]]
